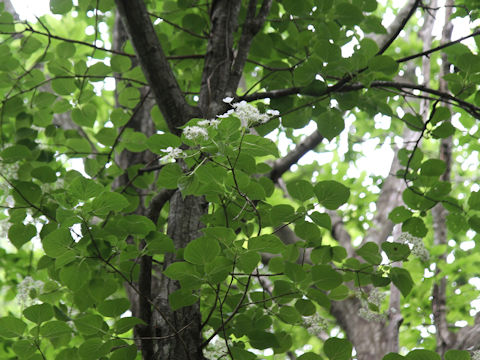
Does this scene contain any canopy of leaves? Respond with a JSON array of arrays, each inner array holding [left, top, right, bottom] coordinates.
[[0, 0, 480, 359]]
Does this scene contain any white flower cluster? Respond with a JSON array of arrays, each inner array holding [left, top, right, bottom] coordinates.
[[367, 288, 386, 307], [303, 313, 328, 336], [356, 288, 387, 322], [222, 97, 279, 127], [183, 125, 209, 141], [398, 232, 429, 261], [358, 307, 386, 322], [203, 329, 228, 359], [182, 98, 278, 142], [183, 118, 222, 142], [17, 276, 44, 308], [472, 350, 480, 360], [161, 146, 185, 162]]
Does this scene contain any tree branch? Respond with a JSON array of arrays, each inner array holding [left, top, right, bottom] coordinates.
[[269, 130, 323, 183], [198, 0, 241, 117], [375, 0, 421, 55], [228, 0, 273, 94], [115, 0, 200, 134]]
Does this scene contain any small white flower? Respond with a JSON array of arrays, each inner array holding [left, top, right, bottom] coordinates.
[[222, 96, 234, 104], [266, 109, 280, 116], [209, 119, 221, 129], [398, 232, 429, 261], [217, 109, 234, 118], [161, 147, 185, 162], [367, 288, 386, 307], [197, 119, 221, 129], [184, 126, 209, 141], [472, 350, 480, 360], [17, 276, 44, 308], [303, 313, 328, 336], [355, 288, 387, 322], [197, 120, 211, 127]]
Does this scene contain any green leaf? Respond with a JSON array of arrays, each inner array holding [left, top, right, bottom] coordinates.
[[146, 133, 182, 154], [402, 188, 436, 211], [169, 289, 197, 310], [390, 268, 414, 297], [316, 111, 345, 141], [12, 340, 36, 358], [356, 242, 382, 264], [431, 122, 455, 138], [247, 330, 280, 350], [468, 215, 480, 232], [98, 298, 131, 317], [402, 217, 428, 237], [163, 262, 196, 280], [249, 234, 285, 253], [309, 212, 332, 231], [52, 78, 76, 95], [420, 159, 446, 177], [42, 228, 73, 258], [96, 127, 117, 146], [298, 353, 324, 360], [287, 179, 315, 201], [405, 349, 441, 360], [50, 0, 72, 14], [118, 87, 140, 108], [284, 262, 307, 282], [87, 62, 111, 77], [335, 3, 364, 26], [279, 306, 302, 324], [118, 215, 156, 236], [383, 354, 405, 360], [389, 206, 412, 224], [157, 163, 182, 189], [8, 223, 37, 249], [295, 299, 316, 316], [324, 337, 352, 360], [122, 130, 148, 152], [72, 104, 97, 127], [446, 213, 469, 233], [40, 320, 72, 338], [314, 181, 350, 210], [311, 265, 343, 290], [146, 231, 175, 254], [111, 345, 137, 360], [270, 204, 295, 225], [91, 192, 129, 215], [237, 251, 261, 273], [468, 191, 480, 210], [23, 304, 54, 324], [444, 349, 470, 360], [31, 166, 57, 183], [240, 135, 279, 157], [74, 314, 104, 335], [114, 317, 146, 335], [111, 55, 131, 72], [60, 261, 91, 291], [381, 242, 411, 262], [328, 285, 349, 300], [1, 144, 31, 162], [68, 176, 104, 200], [184, 237, 220, 265], [79, 338, 108, 359], [0, 317, 27, 338], [306, 288, 331, 310], [368, 55, 398, 75]]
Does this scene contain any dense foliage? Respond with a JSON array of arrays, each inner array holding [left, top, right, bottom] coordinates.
[[2, 0, 480, 359]]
